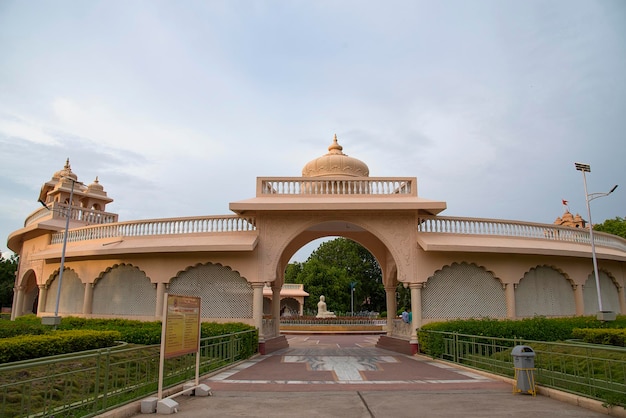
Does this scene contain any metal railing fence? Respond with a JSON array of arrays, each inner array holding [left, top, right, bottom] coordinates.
[[418, 330, 626, 405], [0, 330, 257, 417]]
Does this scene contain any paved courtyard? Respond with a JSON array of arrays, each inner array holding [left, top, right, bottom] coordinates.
[[114, 334, 616, 418]]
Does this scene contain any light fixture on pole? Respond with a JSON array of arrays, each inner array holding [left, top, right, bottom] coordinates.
[[40, 176, 81, 326], [574, 162, 618, 321]]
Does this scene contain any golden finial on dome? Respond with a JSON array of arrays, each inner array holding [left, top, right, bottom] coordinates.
[[54, 158, 77, 181], [328, 134, 343, 154]]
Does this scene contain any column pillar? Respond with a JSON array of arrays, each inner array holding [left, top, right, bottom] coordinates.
[[13, 286, 25, 318], [82, 283, 94, 315], [505, 283, 516, 319], [272, 285, 281, 337], [37, 284, 48, 314], [385, 286, 397, 337], [573, 284, 585, 316], [252, 282, 265, 341], [617, 286, 626, 315], [155, 282, 166, 318], [409, 283, 423, 354]]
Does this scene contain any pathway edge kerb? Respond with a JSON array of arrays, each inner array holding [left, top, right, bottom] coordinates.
[[96, 357, 258, 418], [418, 354, 626, 418]]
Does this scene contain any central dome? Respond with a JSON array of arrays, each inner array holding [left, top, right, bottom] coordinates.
[[302, 135, 370, 178]]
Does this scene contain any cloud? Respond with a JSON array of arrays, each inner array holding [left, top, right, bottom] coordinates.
[[0, 114, 59, 145], [50, 97, 226, 161]]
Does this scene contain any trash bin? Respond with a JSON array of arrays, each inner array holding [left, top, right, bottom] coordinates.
[[511, 345, 536, 395]]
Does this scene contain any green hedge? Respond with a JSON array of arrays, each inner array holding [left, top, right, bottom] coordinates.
[[0, 319, 48, 338], [0, 330, 121, 363], [420, 316, 626, 342], [572, 328, 626, 347], [5, 316, 257, 348]]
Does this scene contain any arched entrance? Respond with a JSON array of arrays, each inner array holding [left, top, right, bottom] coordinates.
[[229, 137, 446, 354], [19, 270, 39, 316]]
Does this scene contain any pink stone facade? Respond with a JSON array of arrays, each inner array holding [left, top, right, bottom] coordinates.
[[7, 138, 626, 348]]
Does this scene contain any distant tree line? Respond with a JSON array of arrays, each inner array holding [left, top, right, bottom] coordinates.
[[0, 254, 18, 310], [594, 216, 626, 239]]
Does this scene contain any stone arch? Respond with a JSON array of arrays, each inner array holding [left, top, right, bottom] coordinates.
[[279, 220, 385, 268], [280, 230, 387, 312], [515, 265, 576, 317], [275, 218, 396, 291], [44, 268, 83, 315], [170, 262, 253, 319], [265, 215, 408, 288], [92, 264, 155, 316], [280, 297, 301, 317], [20, 270, 39, 315], [583, 269, 621, 314], [423, 262, 507, 319]]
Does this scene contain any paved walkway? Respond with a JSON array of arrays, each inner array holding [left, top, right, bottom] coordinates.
[[113, 334, 617, 418]]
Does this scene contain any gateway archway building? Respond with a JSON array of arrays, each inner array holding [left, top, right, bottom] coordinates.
[[8, 136, 626, 353]]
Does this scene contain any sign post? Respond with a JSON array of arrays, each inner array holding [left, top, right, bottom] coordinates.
[[157, 293, 201, 399]]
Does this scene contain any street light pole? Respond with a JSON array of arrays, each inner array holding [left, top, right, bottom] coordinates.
[[574, 162, 618, 317], [40, 177, 79, 326], [350, 281, 357, 316]]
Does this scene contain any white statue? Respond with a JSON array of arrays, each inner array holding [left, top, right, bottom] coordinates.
[[316, 295, 336, 318]]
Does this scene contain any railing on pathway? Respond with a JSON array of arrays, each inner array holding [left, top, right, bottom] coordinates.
[[418, 330, 626, 406], [0, 330, 257, 417]]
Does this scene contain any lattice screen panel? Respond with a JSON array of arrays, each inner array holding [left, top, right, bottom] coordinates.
[[92, 265, 156, 316], [515, 266, 576, 317], [583, 271, 620, 314], [45, 270, 83, 314], [169, 264, 253, 318], [422, 262, 507, 319]]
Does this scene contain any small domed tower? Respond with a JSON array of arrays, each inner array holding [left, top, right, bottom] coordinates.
[[37, 158, 114, 219], [554, 211, 586, 228]]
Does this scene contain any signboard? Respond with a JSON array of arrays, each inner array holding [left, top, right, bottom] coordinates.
[[163, 294, 201, 358], [158, 293, 201, 399]]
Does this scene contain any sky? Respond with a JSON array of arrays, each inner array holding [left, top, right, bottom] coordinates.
[[1, 0, 625, 260]]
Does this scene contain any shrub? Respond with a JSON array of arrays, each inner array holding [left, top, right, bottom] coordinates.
[[0, 330, 120, 363], [420, 316, 626, 342], [572, 328, 626, 347], [0, 320, 48, 338]]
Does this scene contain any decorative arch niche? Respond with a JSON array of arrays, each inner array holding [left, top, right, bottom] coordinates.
[[516, 265, 576, 317], [423, 262, 506, 319]]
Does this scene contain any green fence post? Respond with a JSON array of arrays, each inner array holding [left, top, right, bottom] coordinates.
[[101, 348, 111, 410]]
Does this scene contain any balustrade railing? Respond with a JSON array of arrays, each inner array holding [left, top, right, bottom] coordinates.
[[258, 177, 416, 196], [281, 283, 305, 290], [418, 216, 626, 252], [25, 202, 118, 227], [51, 215, 257, 244]]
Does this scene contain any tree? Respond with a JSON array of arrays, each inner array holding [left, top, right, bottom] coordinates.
[[284, 261, 303, 284], [0, 254, 18, 309], [285, 238, 385, 314], [594, 217, 626, 239], [298, 258, 351, 313]]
